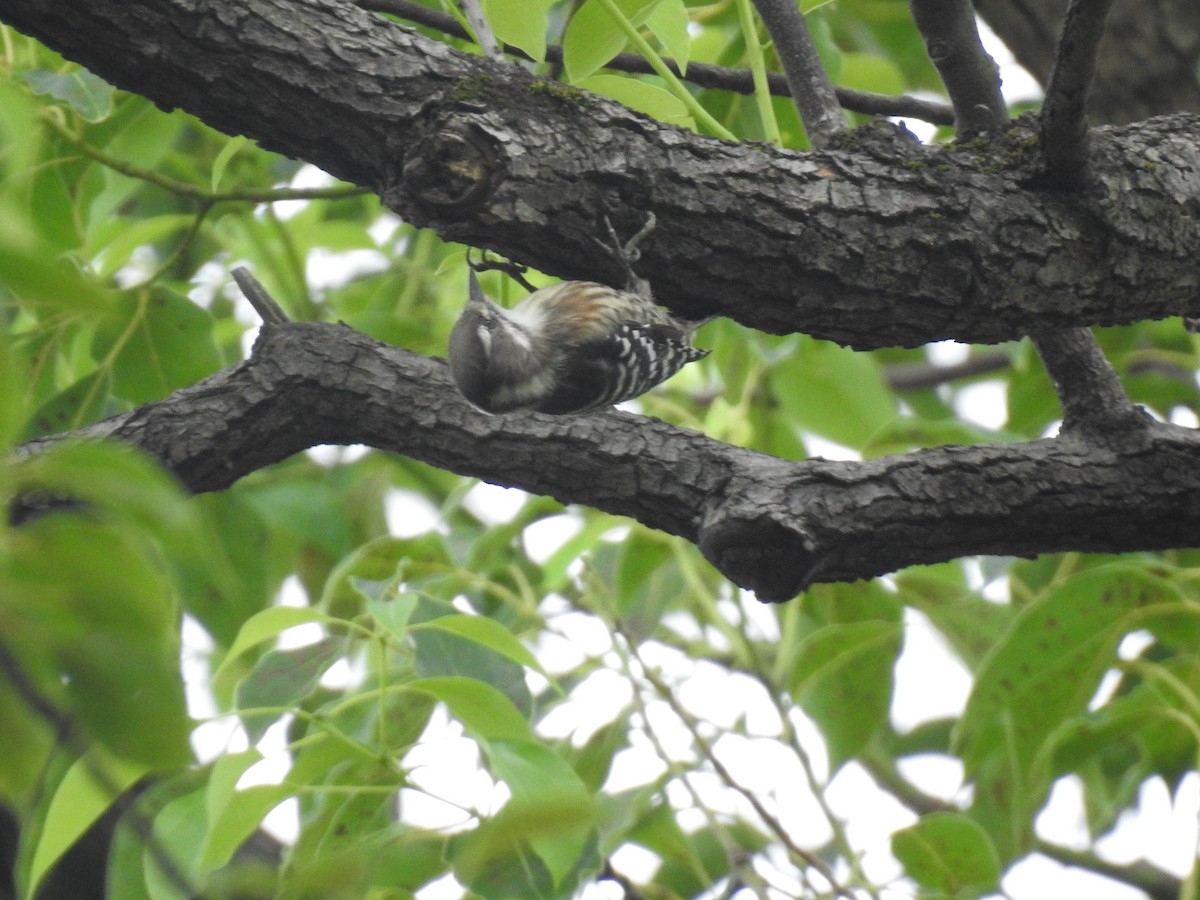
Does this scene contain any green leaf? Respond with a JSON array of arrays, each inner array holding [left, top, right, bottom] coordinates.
[[204, 749, 263, 836], [142, 785, 207, 900], [83, 101, 185, 240], [895, 565, 1013, 671], [412, 614, 549, 679], [367, 592, 419, 643], [184, 493, 276, 650], [539, 513, 622, 593], [479, 739, 596, 886], [771, 339, 898, 449], [411, 598, 533, 716], [210, 135, 249, 191], [591, 531, 682, 642], [370, 830, 451, 893], [406, 676, 532, 742], [563, 0, 661, 83], [22, 368, 113, 439], [0, 77, 45, 181], [0, 677, 56, 807], [791, 620, 902, 769], [104, 774, 205, 900], [644, 0, 690, 72], [1005, 344, 1060, 438], [957, 565, 1182, 778], [319, 535, 449, 620], [26, 752, 150, 900], [88, 214, 196, 281], [863, 416, 1020, 457], [3, 515, 192, 768], [892, 812, 1001, 897], [201, 782, 293, 872], [235, 638, 346, 742], [3, 443, 235, 766], [579, 74, 693, 127], [212, 605, 334, 699], [956, 565, 1187, 853], [20, 68, 115, 121], [447, 800, 593, 897], [92, 286, 222, 405], [568, 719, 630, 793], [484, 0, 556, 61], [836, 52, 907, 97]]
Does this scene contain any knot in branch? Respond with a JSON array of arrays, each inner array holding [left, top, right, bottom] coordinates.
[[698, 517, 816, 603], [401, 119, 503, 213]]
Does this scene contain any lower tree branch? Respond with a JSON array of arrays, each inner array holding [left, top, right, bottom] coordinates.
[[24, 322, 1200, 601]]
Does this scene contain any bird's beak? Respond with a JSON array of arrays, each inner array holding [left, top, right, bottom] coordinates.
[[467, 268, 490, 309]]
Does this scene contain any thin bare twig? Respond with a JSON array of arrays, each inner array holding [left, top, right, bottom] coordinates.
[[750, 0, 846, 147], [358, 0, 955, 125], [457, 0, 499, 58], [1040, 0, 1117, 185], [885, 350, 1012, 391], [52, 118, 365, 204], [615, 629, 858, 900], [1033, 838, 1181, 900], [908, 0, 1007, 135]]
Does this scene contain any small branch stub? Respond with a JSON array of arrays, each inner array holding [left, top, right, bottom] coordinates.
[[232, 268, 290, 325]]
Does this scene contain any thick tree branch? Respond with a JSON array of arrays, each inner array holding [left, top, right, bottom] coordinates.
[[1039, 0, 1116, 185], [26, 323, 1200, 601], [361, 0, 956, 126], [908, 0, 1008, 134], [3, 0, 1200, 349], [750, 0, 845, 147], [976, 0, 1200, 126]]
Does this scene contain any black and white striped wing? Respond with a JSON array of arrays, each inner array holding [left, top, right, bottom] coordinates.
[[536, 321, 708, 415]]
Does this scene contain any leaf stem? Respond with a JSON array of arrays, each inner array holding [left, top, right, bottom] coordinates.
[[591, 0, 737, 141], [734, 0, 782, 144]]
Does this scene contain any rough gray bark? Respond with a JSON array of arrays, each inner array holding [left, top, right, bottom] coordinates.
[[24, 322, 1200, 602], [2, 0, 1200, 349], [977, 0, 1200, 125]]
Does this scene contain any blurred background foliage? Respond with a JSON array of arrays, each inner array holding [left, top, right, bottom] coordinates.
[[1, 1, 1199, 898]]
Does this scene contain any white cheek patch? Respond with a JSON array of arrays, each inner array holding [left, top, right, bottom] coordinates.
[[477, 324, 492, 354]]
